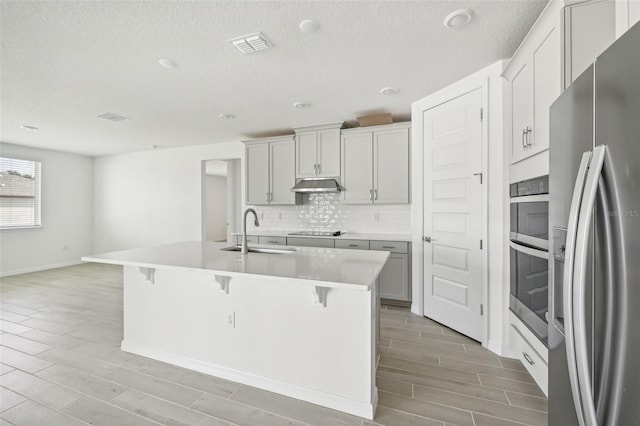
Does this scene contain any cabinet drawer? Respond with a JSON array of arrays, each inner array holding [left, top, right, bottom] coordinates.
[[335, 239, 369, 250], [370, 240, 408, 254], [258, 236, 287, 245], [286, 237, 334, 248], [235, 235, 259, 245], [510, 324, 548, 396]]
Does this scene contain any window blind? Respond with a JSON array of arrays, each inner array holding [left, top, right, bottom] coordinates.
[[0, 157, 42, 228]]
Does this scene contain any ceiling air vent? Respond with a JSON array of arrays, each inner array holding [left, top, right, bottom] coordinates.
[[97, 112, 129, 122], [229, 32, 271, 54]]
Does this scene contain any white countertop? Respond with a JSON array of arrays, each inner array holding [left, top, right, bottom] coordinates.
[[82, 241, 389, 291], [232, 230, 412, 242]]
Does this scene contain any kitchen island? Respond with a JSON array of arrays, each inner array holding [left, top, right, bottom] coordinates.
[[82, 241, 388, 419]]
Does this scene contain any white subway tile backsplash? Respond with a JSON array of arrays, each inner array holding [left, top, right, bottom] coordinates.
[[247, 193, 411, 234]]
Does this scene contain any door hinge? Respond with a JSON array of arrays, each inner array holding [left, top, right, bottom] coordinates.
[[480, 108, 484, 122], [480, 304, 484, 315], [480, 239, 483, 249]]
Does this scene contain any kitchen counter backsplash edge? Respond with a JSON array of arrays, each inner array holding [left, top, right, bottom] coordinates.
[[231, 230, 412, 242]]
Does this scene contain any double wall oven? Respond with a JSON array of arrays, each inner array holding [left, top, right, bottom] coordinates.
[[510, 175, 549, 344]]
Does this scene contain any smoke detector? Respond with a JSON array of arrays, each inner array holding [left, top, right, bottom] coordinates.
[[229, 32, 271, 54], [97, 112, 129, 122]]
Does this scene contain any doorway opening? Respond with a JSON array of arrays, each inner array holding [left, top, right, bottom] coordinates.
[[202, 159, 241, 244]]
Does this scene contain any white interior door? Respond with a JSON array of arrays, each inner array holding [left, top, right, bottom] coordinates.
[[423, 88, 484, 341]]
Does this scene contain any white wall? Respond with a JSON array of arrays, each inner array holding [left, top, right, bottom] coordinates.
[[0, 142, 93, 276], [93, 141, 243, 253], [410, 61, 509, 356], [205, 175, 227, 242]]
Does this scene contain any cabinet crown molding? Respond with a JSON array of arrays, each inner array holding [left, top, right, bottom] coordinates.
[[293, 122, 344, 133], [242, 134, 295, 145], [340, 121, 411, 135]]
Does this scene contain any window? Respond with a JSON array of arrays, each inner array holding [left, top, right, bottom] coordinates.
[[0, 157, 41, 228]]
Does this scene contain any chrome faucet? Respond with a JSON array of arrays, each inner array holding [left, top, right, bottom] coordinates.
[[241, 208, 260, 254]]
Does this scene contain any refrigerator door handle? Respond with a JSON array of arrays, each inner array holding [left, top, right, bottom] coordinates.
[[563, 151, 593, 426], [573, 145, 607, 426]]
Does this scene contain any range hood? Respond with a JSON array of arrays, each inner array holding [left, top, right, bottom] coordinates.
[[290, 177, 341, 193]]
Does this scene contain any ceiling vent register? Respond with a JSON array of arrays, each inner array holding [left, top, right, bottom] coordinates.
[[229, 32, 271, 54], [97, 112, 128, 122]]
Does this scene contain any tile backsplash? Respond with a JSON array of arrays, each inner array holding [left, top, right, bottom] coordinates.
[[246, 193, 411, 234]]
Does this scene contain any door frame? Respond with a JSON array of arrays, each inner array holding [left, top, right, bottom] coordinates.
[[201, 157, 242, 244], [411, 73, 492, 347]]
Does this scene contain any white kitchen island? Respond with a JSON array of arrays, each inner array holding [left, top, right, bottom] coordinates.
[[82, 241, 388, 419]]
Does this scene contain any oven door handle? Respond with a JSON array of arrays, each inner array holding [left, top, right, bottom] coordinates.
[[509, 241, 549, 259]]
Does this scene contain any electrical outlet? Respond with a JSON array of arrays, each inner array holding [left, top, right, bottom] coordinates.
[[225, 310, 235, 328]]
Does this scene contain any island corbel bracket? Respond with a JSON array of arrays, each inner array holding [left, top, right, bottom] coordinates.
[[139, 267, 155, 284], [215, 275, 231, 294], [311, 285, 329, 307]]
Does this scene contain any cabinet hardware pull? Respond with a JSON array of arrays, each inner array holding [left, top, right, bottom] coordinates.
[[523, 351, 535, 365], [382, 246, 394, 249], [423, 236, 434, 243], [347, 244, 358, 247], [268, 240, 278, 244], [522, 128, 527, 149], [266, 192, 269, 202], [525, 127, 532, 147], [369, 189, 373, 201], [316, 163, 320, 174], [374, 189, 378, 200]]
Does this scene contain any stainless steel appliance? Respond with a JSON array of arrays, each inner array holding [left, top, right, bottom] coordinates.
[[510, 175, 549, 344], [548, 22, 640, 426]]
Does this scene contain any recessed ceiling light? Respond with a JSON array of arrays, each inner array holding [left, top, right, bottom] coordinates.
[[444, 9, 474, 29], [158, 59, 177, 69], [219, 113, 235, 119], [293, 102, 310, 109], [299, 19, 319, 33], [380, 87, 398, 95], [21, 125, 38, 131]]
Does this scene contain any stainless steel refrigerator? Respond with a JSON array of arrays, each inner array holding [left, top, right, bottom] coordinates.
[[548, 22, 640, 426]]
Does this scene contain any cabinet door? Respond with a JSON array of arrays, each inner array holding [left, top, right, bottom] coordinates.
[[341, 132, 373, 204], [269, 140, 295, 205], [373, 128, 410, 204], [296, 131, 318, 178], [245, 143, 270, 205], [379, 253, 409, 301], [317, 128, 341, 177], [511, 63, 534, 164], [531, 26, 561, 157], [565, 0, 615, 85]]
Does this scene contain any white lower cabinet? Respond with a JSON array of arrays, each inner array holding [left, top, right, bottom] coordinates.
[[378, 253, 409, 301], [510, 314, 548, 396], [285, 237, 335, 248]]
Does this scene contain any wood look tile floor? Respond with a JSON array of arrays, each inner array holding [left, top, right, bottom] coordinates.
[[0, 264, 547, 426]]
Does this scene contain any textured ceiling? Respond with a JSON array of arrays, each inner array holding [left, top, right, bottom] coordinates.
[[1, 0, 547, 157]]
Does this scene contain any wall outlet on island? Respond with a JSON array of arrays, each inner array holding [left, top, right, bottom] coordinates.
[[225, 310, 235, 328]]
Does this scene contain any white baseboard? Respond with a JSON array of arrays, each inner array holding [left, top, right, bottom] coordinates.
[[121, 340, 377, 420], [0, 260, 84, 278]]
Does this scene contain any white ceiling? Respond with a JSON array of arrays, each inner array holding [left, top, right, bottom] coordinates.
[[0, 0, 547, 157]]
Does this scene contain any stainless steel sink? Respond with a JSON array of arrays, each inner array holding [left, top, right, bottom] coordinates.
[[220, 245, 296, 254]]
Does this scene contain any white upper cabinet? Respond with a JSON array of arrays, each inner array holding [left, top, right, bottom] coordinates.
[[615, 0, 640, 39], [374, 128, 410, 204], [244, 136, 295, 206], [342, 131, 373, 203], [269, 139, 296, 205], [505, 0, 615, 167], [505, 10, 561, 165], [245, 142, 270, 205], [294, 123, 342, 178], [565, 0, 616, 84], [341, 122, 410, 204]]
